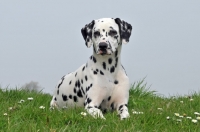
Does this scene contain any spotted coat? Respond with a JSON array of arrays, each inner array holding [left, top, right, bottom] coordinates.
[[50, 18, 132, 120]]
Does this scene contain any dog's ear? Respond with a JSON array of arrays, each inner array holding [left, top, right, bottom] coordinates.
[[81, 20, 95, 48], [115, 18, 132, 44]]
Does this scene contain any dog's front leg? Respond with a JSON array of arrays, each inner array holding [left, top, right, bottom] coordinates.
[[84, 87, 106, 119]]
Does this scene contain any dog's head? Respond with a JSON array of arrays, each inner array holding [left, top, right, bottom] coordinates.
[[81, 18, 132, 55]]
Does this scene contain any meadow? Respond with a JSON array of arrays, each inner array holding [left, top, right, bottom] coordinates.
[[1, 80, 200, 132]]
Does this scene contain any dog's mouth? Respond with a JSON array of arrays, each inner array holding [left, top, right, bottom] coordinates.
[[98, 49, 107, 55]]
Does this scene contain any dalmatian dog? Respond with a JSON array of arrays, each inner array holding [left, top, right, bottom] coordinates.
[[50, 18, 132, 120]]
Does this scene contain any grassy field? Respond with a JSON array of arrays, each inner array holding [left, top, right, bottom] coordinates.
[[1, 80, 200, 132]]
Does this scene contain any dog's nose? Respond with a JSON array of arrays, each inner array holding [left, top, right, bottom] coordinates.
[[99, 42, 108, 49]]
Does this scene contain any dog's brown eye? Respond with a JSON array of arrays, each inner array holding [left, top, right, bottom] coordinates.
[[94, 31, 100, 36], [109, 30, 117, 36]]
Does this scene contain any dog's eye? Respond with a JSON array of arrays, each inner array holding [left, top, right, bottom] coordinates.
[[94, 31, 100, 36], [109, 30, 117, 36]]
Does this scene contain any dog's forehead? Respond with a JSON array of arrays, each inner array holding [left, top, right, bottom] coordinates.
[[94, 18, 119, 30]]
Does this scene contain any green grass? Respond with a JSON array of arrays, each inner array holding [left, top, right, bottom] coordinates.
[[1, 80, 200, 132]]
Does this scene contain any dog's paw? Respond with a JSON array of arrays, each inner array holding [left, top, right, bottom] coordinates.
[[120, 110, 130, 120], [87, 107, 106, 120], [50, 99, 58, 110]]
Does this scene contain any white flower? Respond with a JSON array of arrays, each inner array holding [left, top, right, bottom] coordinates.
[[3, 113, 8, 116], [179, 116, 183, 118], [39, 106, 45, 109], [28, 97, 33, 101], [138, 112, 144, 114], [180, 101, 183, 103], [194, 112, 200, 115], [197, 117, 200, 120], [157, 108, 163, 111], [192, 119, 198, 123], [81, 112, 87, 116], [174, 113, 180, 116], [166, 116, 170, 120], [18, 99, 25, 104], [190, 98, 194, 101], [177, 119, 182, 122], [132, 111, 139, 114], [186, 116, 192, 119], [9, 107, 13, 110]]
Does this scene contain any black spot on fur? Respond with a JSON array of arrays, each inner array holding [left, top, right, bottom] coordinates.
[[90, 83, 93, 87], [62, 94, 68, 101], [111, 102, 114, 110], [75, 72, 77, 77], [77, 89, 83, 98], [100, 70, 104, 75], [69, 95, 72, 99], [86, 87, 89, 92], [93, 71, 97, 75], [73, 96, 78, 102], [101, 21, 104, 22], [75, 81, 78, 87], [103, 109, 107, 113], [110, 66, 115, 73], [87, 106, 93, 109], [108, 96, 111, 101], [115, 57, 118, 67], [98, 105, 102, 109], [74, 87, 76, 93], [57, 90, 59, 95], [118, 105, 123, 110], [103, 29, 105, 32], [69, 81, 72, 85], [106, 32, 108, 37], [87, 98, 92, 104], [93, 56, 97, 63], [77, 80, 80, 88], [90, 55, 93, 60], [114, 80, 118, 84], [115, 50, 118, 57], [82, 66, 85, 71], [114, 35, 118, 39], [54, 97, 57, 101], [81, 87, 85, 95], [94, 106, 98, 108], [86, 85, 91, 92], [108, 58, 112, 64], [81, 79, 83, 84], [58, 76, 65, 88], [125, 104, 128, 107], [85, 75, 88, 81], [102, 62, 106, 70]]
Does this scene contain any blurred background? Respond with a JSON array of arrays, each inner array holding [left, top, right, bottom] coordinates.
[[0, 0, 200, 96]]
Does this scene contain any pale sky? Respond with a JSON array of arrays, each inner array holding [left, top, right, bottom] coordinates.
[[0, 0, 200, 96]]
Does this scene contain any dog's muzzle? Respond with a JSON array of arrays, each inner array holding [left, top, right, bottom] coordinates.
[[98, 42, 108, 55]]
